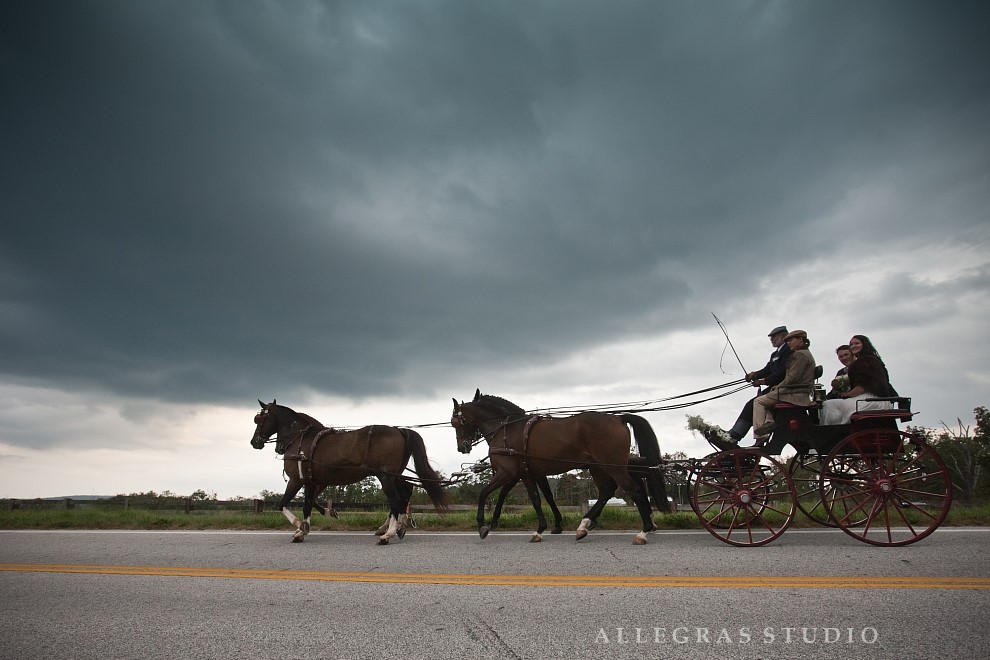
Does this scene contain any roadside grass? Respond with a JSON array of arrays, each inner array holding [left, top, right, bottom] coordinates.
[[1, 502, 986, 532]]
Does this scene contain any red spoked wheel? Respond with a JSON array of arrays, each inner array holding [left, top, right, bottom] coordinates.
[[820, 430, 953, 546], [788, 453, 870, 528], [693, 449, 796, 547]]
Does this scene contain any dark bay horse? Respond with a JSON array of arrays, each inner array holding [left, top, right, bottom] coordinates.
[[250, 400, 449, 544], [451, 390, 669, 544]]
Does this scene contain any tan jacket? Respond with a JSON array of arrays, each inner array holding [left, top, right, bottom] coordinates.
[[766, 348, 816, 405]]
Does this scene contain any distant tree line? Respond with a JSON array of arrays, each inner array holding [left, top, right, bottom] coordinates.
[[12, 407, 985, 512], [909, 406, 990, 504]]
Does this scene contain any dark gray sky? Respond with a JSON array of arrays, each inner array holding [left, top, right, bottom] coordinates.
[[2, 1, 988, 497]]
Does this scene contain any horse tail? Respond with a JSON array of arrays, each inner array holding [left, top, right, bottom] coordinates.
[[620, 414, 661, 464], [621, 414, 672, 514], [403, 429, 451, 513]]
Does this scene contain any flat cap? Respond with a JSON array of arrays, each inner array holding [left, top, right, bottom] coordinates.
[[768, 326, 788, 336], [784, 329, 808, 341]]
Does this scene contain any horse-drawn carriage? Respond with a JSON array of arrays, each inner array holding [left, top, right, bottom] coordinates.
[[250, 378, 952, 548], [683, 393, 953, 547]]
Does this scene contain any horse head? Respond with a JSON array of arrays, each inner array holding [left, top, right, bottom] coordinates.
[[451, 398, 482, 454], [250, 399, 278, 450], [451, 391, 526, 454]]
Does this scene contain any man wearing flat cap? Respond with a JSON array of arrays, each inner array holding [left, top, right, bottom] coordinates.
[[745, 326, 791, 389], [751, 329, 816, 444], [704, 325, 793, 448]]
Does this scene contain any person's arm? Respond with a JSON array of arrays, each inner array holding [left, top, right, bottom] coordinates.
[[777, 350, 812, 389], [756, 345, 792, 387]]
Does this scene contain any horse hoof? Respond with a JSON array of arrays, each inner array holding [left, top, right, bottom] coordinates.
[[479, 526, 490, 540], [377, 537, 390, 546], [374, 529, 385, 536], [397, 527, 406, 540], [575, 529, 588, 541], [633, 535, 649, 545], [292, 533, 304, 543], [301, 521, 310, 535], [551, 528, 563, 535], [529, 533, 542, 543]]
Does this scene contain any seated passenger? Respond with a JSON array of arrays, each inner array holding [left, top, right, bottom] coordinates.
[[750, 330, 817, 445], [820, 334, 895, 425], [701, 325, 791, 449], [825, 344, 855, 399]]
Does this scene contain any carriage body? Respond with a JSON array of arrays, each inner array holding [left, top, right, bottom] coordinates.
[[690, 394, 953, 548]]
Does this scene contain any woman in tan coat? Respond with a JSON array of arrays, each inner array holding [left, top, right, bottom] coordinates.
[[751, 329, 817, 444]]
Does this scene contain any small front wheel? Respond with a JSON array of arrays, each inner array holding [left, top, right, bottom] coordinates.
[[693, 449, 796, 547]]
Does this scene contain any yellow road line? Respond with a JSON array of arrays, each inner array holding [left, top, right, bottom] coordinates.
[[2, 564, 988, 589]]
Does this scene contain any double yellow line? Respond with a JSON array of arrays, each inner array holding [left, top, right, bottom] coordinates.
[[2, 564, 988, 589]]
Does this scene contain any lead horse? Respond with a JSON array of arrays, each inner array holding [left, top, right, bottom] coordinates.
[[250, 400, 449, 544], [452, 390, 669, 544]]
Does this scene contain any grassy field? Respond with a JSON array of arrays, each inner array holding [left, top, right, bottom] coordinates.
[[1, 503, 987, 532]]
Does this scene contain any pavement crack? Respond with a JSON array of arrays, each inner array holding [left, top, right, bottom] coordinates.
[[464, 615, 522, 658]]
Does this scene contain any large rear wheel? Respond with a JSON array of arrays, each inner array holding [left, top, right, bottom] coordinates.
[[693, 449, 796, 547], [820, 430, 952, 546], [788, 453, 869, 527]]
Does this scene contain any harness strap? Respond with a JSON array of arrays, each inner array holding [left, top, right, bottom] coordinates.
[[521, 415, 547, 473], [285, 427, 332, 484]]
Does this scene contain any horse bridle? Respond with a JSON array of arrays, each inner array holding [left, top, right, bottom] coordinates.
[[452, 408, 521, 452], [253, 406, 279, 446]]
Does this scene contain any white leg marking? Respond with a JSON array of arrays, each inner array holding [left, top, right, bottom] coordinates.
[[378, 514, 398, 544]]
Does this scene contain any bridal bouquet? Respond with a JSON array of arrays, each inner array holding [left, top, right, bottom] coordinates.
[[831, 374, 851, 392]]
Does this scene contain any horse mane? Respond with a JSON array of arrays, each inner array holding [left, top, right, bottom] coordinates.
[[275, 403, 326, 429], [295, 411, 326, 429], [474, 393, 526, 416]]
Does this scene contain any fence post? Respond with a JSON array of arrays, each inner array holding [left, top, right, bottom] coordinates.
[[184, 498, 192, 514], [253, 499, 262, 514]]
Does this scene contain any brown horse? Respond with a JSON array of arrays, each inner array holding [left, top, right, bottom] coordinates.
[[451, 390, 668, 544], [250, 400, 449, 544]]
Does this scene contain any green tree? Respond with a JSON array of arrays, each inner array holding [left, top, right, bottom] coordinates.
[[913, 406, 990, 504], [555, 472, 583, 506]]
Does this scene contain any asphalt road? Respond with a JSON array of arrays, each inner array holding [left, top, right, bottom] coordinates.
[[1, 527, 988, 659]]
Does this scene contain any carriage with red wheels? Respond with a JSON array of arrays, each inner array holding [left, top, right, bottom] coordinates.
[[685, 390, 953, 547]]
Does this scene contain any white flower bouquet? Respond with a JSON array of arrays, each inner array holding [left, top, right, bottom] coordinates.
[[831, 374, 851, 392]]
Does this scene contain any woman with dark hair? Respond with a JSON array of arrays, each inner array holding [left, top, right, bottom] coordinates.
[[820, 334, 895, 425]]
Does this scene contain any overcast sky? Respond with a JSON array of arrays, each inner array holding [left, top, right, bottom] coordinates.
[[2, 1, 988, 499]]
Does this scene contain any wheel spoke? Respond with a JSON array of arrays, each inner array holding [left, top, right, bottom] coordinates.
[[693, 449, 795, 547], [821, 431, 952, 546]]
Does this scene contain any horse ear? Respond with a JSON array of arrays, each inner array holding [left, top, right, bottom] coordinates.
[[258, 399, 265, 409], [452, 398, 459, 411], [473, 388, 481, 401]]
